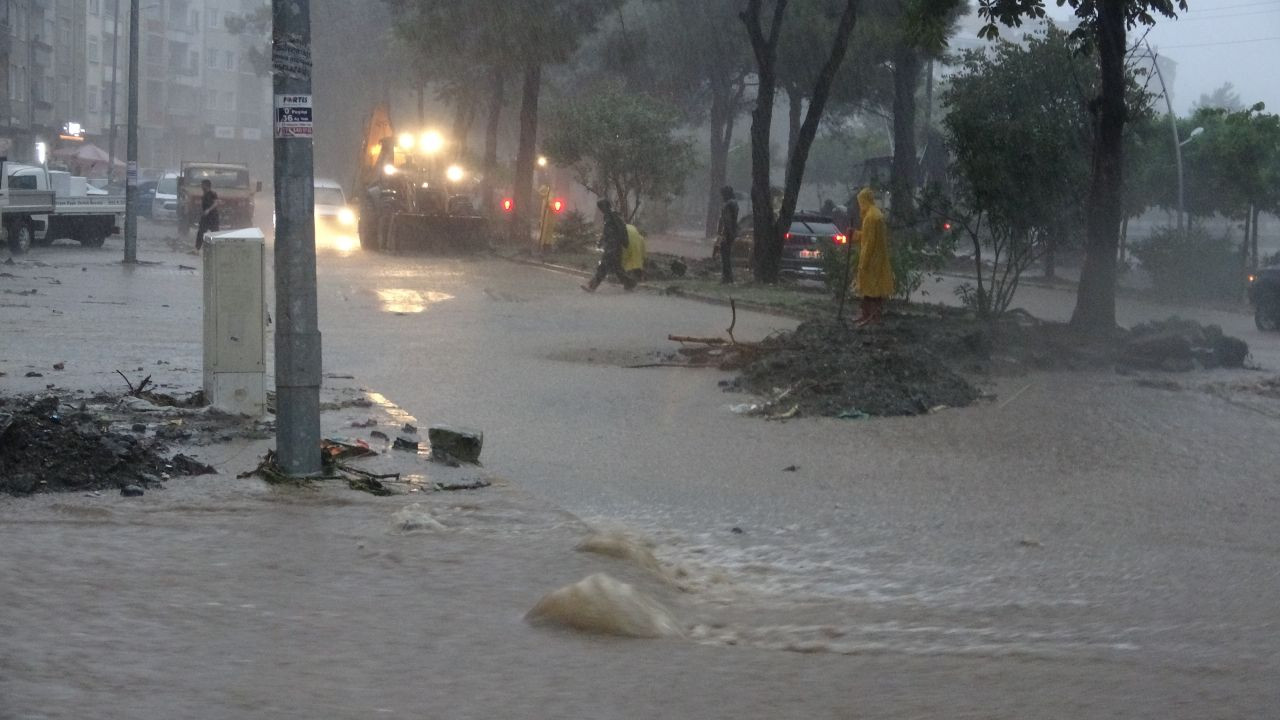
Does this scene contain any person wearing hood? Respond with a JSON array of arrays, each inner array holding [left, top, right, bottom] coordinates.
[[852, 188, 893, 325], [582, 198, 636, 292]]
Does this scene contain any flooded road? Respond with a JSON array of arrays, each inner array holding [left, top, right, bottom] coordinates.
[[3, 239, 1279, 717]]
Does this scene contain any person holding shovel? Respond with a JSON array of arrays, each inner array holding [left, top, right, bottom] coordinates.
[[852, 187, 893, 326]]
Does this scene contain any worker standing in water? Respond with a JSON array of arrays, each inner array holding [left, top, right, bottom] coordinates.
[[852, 187, 893, 326]]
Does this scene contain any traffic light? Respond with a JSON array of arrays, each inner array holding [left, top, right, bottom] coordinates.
[[551, 198, 565, 214], [502, 198, 514, 213]]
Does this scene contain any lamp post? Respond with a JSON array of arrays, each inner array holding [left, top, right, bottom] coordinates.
[[1175, 126, 1204, 235]]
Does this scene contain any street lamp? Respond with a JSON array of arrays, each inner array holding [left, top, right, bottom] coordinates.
[[537, 155, 548, 168], [1175, 126, 1204, 234]]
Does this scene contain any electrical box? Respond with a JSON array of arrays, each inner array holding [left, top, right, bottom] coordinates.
[[203, 229, 266, 416]]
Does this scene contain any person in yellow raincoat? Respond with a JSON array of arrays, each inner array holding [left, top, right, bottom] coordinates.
[[622, 223, 646, 282], [852, 187, 893, 326]]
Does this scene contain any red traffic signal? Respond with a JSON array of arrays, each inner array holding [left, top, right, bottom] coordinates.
[[551, 198, 565, 214], [502, 198, 514, 213]]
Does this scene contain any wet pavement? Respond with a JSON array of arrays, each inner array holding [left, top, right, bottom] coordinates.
[[2, 230, 1279, 718]]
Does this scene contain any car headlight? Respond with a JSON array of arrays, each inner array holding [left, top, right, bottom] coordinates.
[[338, 207, 356, 226]]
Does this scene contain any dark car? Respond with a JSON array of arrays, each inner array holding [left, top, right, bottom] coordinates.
[[780, 213, 847, 278], [1247, 266, 1280, 331]]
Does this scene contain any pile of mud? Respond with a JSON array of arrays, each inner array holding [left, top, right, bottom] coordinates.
[[737, 316, 982, 417], [733, 309, 1250, 418], [0, 395, 217, 496]]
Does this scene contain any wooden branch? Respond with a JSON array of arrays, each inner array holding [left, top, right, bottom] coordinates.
[[668, 334, 730, 345], [726, 299, 738, 344]]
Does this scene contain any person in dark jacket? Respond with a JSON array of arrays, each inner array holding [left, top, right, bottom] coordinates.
[[195, 179, 220, 251], [582, 198, 636, 292], [715, 186, 739, 283]]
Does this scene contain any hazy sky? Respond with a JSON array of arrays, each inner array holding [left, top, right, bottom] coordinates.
[[1041, 1, 1280, 113]]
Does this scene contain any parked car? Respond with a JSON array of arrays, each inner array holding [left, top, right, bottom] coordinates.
[[1247, 265, 1280, 331], [780, 213, 847, 279], [151, 173, 179, 222]]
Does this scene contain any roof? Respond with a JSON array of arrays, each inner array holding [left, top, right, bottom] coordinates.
[[182, 162, 248, 171]]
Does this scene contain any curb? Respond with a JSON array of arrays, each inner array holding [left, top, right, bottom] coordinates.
[[936, 270, 1252, 317], [496, 253, 809, 320]]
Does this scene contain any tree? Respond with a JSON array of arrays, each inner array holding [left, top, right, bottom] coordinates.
[[621, 1, 754, 238], [978, 0, 1186, 333], [742, 0, 861, 283], [881, 0, 966, 225], [939, 28, 1098, 315], [385, 0, 617, 242], [542, 90, 695, 221], [224, 6, 271, 77], [1193, 82, 1245, 113]]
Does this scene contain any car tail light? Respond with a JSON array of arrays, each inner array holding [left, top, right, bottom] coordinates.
[[784, 232, 791, 240], [551, 199, 565, 214], [834, 234, 847, 245], [943, 221, 953, 231], [502, 198, 514, 213]]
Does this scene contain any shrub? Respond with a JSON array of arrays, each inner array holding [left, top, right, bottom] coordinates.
[[1132, 226, 1244, 302], [554, 210, 596, 252]]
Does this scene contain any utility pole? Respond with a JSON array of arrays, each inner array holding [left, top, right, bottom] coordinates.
[[271, 0, 322, 476], [123, 0, 139, 264], [107, 0, 121, 180]]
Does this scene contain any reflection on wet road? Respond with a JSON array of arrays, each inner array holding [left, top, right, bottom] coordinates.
[[373, 288, 454, 314]]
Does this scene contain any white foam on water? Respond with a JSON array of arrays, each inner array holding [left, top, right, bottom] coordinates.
[[525, 573, 685, 639]]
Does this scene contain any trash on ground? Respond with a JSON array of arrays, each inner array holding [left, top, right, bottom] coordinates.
[[427, 425, 483, 464], [392, 436, 419, 452]]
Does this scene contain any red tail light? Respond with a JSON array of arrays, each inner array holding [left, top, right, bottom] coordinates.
[[784, 232, 791, 240], [834, 234, 847, 245], [551, 199, 565, 214], [502, 198, 514, 213], [942, 221, 953, 231]]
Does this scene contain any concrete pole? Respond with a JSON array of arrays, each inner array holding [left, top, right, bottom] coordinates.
[[1145, 42, 1184, 235], [272, 0, 322, 476], [123, 0, 139, 264], [107, 0, 121, 179]]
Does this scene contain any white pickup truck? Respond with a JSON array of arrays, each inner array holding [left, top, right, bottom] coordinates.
[[1, 162, 125, 254]]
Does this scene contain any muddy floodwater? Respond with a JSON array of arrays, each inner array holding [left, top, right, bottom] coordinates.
[[2, 247, 1279, 718]]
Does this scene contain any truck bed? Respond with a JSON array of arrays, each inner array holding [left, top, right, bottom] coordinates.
[[0, 189, 56, 214], [55, 195, 125, 215]]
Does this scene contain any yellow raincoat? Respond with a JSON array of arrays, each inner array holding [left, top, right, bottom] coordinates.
[[854, 188, 894, 298], [622, 224, 646, 274]]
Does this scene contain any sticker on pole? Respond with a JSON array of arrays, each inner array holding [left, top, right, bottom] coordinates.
[[274, 94, 314, 139]]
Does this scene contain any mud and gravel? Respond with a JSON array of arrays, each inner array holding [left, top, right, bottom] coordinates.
[[733, 307, 1250, 418], [0, 393, 245, 496]]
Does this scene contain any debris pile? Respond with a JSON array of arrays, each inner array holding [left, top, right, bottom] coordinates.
[[737, 318, 981, 417], [0, 395, 216, 496], [671, 307, 1251, 419]]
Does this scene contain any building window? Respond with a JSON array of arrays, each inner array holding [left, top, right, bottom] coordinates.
[[89, 86, 99, 112], [208, 49, 218, 68], [59, 19, 71, 46], [90, 0, 101, 15], [88, 36, 100, 63], [103, 83, 113, 113], [207, 90, 217, 110], [208, 9, 220, 29], [223, 50, 233, 71], [223, 92, 235, 111], [190, 51, 199, 73]]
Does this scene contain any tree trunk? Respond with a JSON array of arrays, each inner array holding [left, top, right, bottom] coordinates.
[[481, 68, 505, 221], [1070, 6, 1126, 334], [786, 88, 803, 170], [509, 63, 542, 247], [742, 0, 789, 282], [772, 0, 861, 281], [451, 91, 477, 160], [705, 81, 733, 239], [889, 43, 922, 226], [1044, 230, 1057, 279], [1251, 204, 1260, 269]]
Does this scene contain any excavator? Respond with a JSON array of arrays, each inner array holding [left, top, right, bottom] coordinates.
[[354, 102, 488, 253]]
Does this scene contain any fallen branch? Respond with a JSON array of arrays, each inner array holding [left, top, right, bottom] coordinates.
[[115, 370, 153, 397], [727, 299, 738, 345], [668, 334, 731, 346]]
